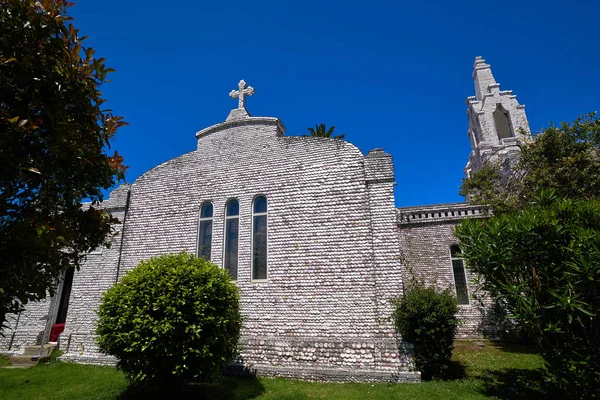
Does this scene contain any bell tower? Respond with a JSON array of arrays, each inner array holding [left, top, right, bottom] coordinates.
[[465, 57, 532, 177]]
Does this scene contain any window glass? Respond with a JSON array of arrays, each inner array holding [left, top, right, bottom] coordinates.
[[200, 202, 213, 219], [254, 196, 267, 214], [450, 245, 469, 305], [224, 200, 239, 280], [252, 196, 268, 280], [226, 200, 239, 216], [197, 202, 213, 260], [450, 245, 462, 258], [198, 220, 212, 260]]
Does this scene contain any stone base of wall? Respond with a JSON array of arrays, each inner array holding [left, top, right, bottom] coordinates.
[[59, 353, 117, 367], [0, 332, 43, 355], [55, 335, 421, 383], [232, 335, 419, 382], [226, 363, 421, 383], [57, 352, 420, 383]]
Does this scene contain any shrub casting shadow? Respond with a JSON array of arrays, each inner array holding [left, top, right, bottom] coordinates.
[[417, 360, 467, 381], [478, 368, 558, 400], [117, 376, 265, 400], [442, 360, 468, 380]]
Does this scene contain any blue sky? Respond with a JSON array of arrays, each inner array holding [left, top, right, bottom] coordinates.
[[69, 0, 599, 207]]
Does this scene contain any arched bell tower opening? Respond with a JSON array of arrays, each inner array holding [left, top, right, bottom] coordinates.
[[493, 104, 513, 140]]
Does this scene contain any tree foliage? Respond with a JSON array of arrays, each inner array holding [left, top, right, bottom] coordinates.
[[96, 253, 242, 390], [460, 112, 600, 213], [458, 114, 600, 396], [456, 192, 600, 397], [306, 123, 345, 139], [393, 285, 459, 380], [0, 0, 126, 330]]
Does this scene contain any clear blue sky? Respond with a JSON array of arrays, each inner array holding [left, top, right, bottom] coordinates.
[[69, 0, 599, 207]]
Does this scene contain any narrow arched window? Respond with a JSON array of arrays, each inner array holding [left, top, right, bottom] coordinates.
[[197, 202, 213, 260], [252, 196, 268, 280], [450, 245, 469, 305], [224, 199, 239, 280], [493, 104, 513, 140]]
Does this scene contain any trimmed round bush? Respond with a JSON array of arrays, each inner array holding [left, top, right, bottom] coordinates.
[[393, 285, 459, 380], [96, 253, 241, 389]]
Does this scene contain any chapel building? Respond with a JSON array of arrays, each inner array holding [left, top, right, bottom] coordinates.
[[0, 57, 531, 382]]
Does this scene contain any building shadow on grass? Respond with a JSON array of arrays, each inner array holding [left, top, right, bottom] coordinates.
[[477, 368, 560, 400], [491, 341, 539, 354], [116, 376, 265, 400]]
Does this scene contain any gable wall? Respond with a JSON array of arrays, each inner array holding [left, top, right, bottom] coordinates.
[[56, 120, 418, 381]]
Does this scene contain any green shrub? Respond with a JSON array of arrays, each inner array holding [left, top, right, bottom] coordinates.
[[456, 193, 600, 398], [393, 286, 459, 380], [96, 253, 242, 390]]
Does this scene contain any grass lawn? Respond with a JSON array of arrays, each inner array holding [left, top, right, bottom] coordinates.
[[0, 354, 11, 367], [0, 341, 549, 400]]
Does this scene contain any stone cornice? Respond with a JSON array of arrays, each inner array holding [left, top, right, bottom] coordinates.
[[195, 116, 287, 139], [396, 202, 489, 226]]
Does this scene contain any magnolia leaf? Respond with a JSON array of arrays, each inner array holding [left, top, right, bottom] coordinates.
[[1, 0, 127, 334], [21, 167, 41, 174]]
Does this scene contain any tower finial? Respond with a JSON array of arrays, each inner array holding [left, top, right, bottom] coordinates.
[[473, 56, 497, 101], [229, 79, 255, 109]]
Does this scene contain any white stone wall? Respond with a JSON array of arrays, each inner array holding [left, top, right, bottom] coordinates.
[[55, 114, 418, 382], [397, 204, 499, 338], [59, 192, 128, 364], [1, 105, 514, 382], [0, 298, 51, 354]]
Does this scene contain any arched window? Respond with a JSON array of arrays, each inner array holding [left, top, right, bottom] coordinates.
[[493, 104, 513, 140], [252, 195, 268, 280], [224, 199, 239, 280], [197, 202, 213, 260], [450, 245, 469, 305]]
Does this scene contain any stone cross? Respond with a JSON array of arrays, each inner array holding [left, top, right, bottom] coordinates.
[[229, 79, 255, 109]]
